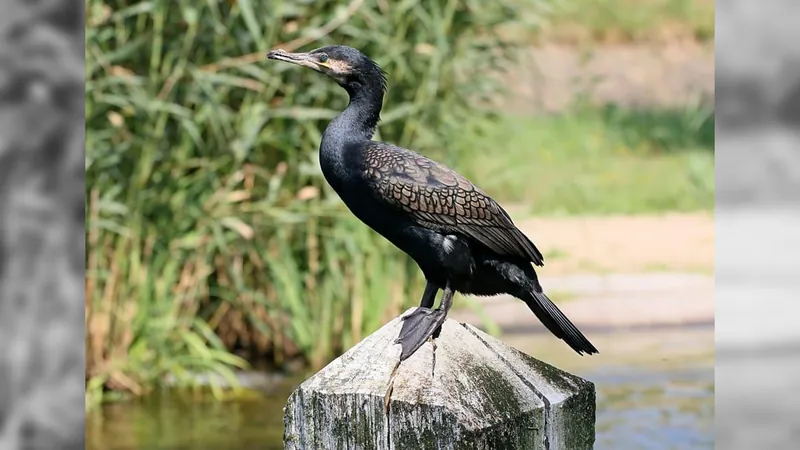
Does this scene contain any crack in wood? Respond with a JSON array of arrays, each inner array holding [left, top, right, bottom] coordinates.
[[430, 337, 437, 378], [384, 359, 401, 448], [462, 323, 553, 449]]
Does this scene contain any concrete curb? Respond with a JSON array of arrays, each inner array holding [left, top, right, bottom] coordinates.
[[451, 273, 714, 332]]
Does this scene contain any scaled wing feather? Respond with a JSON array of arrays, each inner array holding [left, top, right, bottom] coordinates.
[[363, 143, 544, 265]]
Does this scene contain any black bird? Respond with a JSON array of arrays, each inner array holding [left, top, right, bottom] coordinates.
[[267, 45, 598, 361]]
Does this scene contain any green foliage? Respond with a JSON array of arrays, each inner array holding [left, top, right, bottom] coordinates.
[[85, 0, 522, 403], [452, 104, 715, 215]]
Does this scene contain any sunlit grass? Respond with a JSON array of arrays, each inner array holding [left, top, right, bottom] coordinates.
[[450, 104, 715, 215]]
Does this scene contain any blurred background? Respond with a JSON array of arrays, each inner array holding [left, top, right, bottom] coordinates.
[[1, 0, 84, 448], [84, 0, 714, 448], [715, 0, 800, 448]]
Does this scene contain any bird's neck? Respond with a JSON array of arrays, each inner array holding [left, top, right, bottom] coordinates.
[[321, 80, 384, 155]]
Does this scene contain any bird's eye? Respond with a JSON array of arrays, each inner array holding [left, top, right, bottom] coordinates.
[[318, 54, 328, 63]]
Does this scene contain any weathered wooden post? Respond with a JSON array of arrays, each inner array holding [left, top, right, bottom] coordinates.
[[284, 309, 595, 449]]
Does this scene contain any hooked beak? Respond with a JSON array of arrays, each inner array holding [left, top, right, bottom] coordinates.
[[266, 49, 324, 71]]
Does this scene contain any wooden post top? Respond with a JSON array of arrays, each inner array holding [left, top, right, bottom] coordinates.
[[284, 308, 596, 449]]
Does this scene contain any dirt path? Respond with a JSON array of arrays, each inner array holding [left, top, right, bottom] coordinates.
[[518, 212, 714, 275], [504, 41, 714, 114]]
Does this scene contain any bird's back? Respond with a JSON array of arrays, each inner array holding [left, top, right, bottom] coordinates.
[[354, 141, 545, 266]]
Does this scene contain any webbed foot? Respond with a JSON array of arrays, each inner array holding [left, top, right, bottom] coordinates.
[[394, 307, 448, 361]]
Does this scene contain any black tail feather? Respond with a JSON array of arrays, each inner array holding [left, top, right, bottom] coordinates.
[[524, 290, 599, 355]]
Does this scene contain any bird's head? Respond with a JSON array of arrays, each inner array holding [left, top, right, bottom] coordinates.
[[267, 45, 387, 95]]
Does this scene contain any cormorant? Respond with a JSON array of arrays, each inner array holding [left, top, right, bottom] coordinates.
[[267, 45, 598, 361]]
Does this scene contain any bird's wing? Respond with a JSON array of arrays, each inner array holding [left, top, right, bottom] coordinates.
[[363, 144, 544, 265]]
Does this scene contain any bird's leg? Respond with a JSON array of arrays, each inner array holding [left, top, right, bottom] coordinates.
[[418, 280, 439, 309], [395, 283, 455, 361], [430, 286, 454, 340]]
